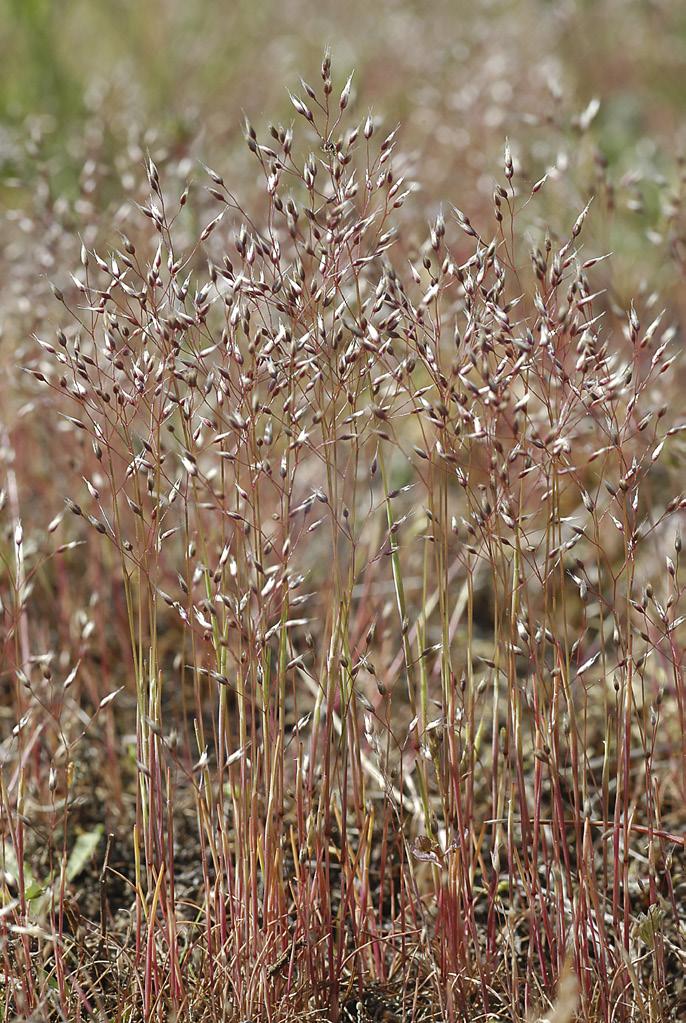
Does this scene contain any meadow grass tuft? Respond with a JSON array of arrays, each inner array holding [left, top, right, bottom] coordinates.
[[1, 33, 686, 1023]]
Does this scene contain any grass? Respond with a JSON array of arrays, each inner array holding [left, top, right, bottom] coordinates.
[[2, 7, 686, 1022]]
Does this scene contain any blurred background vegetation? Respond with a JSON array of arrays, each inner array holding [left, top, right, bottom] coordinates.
[[1, 0, 686, 339], [2, 0, 685, 154]]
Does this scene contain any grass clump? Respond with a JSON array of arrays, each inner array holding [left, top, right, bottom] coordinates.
[[1, 50, 686, 1023]]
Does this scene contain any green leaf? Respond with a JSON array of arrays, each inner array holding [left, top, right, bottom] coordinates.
[[67, 826, 103, 882], [24, 881, 43, 901]]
